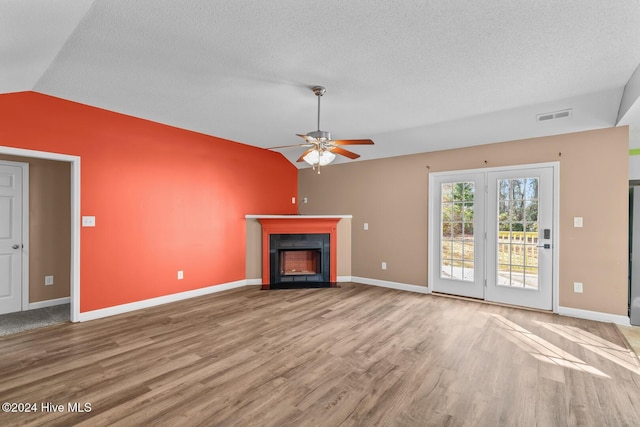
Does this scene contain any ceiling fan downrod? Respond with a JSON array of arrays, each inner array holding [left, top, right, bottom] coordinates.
[[307, 86, 332, 141], [312, 85, 326, 132]]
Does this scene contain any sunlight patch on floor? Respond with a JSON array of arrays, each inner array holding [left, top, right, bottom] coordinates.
[[537, 321, 640, 376], [490, 314, 610, 378]]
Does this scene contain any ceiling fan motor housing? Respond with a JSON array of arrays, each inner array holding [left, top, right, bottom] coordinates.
[[307, 130, 332, 141]]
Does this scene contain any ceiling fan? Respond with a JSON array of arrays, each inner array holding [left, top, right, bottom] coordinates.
[[270, 86, 374, 173]]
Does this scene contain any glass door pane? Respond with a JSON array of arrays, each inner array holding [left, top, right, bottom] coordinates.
[[440, 181, 475, 282], [497, 177, 539, 290]]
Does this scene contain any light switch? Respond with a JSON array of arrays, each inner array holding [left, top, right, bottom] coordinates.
[[573, 217, 583, 228], [364, 223, 369, 230], [82, 216, 96, 227]]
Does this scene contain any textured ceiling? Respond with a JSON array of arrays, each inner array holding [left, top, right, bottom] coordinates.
[[3, 1, 640, 165]]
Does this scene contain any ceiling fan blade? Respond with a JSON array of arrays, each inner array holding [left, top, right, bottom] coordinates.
[[332, 139, 374, 146], [329, 146, 360, 160], [268, 144, 306, 149], [296, 148, 314, 162], [268, 143, 315, 149]]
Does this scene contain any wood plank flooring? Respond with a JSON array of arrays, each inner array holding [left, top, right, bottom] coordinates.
[[1, 282, 640, 426]]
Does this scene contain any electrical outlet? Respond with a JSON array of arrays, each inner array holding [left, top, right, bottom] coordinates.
[[177, 270, 184, 280], [291, 197, 296, 204], [573, 282, 583, 293], [381, 262, 387, 270], [303, 197, 308, 204], [574, 217, 583, 228], [364, 223, 369, 230], [45, 275, 54, 286], [82, 216, 96, 227]]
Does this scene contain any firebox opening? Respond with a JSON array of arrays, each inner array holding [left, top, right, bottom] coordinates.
[[280, 249, 321, 276], [268, 233, 331, 286]]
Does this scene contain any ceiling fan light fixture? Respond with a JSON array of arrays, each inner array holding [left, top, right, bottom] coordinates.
[[303, 149, 336, 166]]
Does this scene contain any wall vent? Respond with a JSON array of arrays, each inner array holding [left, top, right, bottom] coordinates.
[[537, 108, 572, 123]]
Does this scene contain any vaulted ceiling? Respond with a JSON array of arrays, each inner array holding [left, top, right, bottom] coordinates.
[[3, 1, 640, 166]]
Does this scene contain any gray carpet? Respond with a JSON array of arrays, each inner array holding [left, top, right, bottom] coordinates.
[[0, 304, 70, 336]]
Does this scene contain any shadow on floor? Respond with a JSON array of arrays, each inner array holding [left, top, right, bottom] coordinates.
[[0, 304, 70, 336]]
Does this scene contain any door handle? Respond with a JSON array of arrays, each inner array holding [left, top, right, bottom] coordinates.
[[537, 244, 551, 249], [12, 244, 20, 249]]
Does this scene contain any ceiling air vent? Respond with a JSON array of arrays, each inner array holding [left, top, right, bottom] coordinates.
[[537, 109, 572, 123]]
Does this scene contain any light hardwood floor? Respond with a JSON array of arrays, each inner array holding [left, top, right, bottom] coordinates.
[[1, 282, 640, 426]]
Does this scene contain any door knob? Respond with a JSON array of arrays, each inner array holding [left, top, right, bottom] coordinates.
[[12, 244, 20, 249]]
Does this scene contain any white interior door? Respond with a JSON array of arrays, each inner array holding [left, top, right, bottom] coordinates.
[[0, 163, 24, 315], [485, 167, 554, 310], [430, 172, 485, 299]]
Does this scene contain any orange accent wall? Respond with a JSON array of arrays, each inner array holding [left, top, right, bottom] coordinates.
[[0, 92, 297, 312]]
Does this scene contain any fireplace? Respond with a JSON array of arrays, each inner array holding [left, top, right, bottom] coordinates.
[[254, 216, 342, 289], [270, 233, 330, 285]]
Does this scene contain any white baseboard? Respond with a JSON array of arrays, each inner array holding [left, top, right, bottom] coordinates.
[[558, 306, 630, 326], [28, 297, 70, 310], [78, 280, 248, 322], [246, 278, 263, 286], [351, 276, 430, 294], [337, 275, 352, 282]]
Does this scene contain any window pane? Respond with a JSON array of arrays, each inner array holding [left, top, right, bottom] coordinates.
[[442, 183, 453, 202], [452, 203, 463, 221], [512, 179, 525, 200], [451, 241, 463, 260], [496, 177, 541, 289], [463, 261, 475, 281], [442, 203, 453, 221], [463, 222, 474, 238], [441, 260, 452, 279], [442, 222, 452, 239], [525, 178, 538, 200], [463, 243, 474, 261], [441, 181, 474, 282]]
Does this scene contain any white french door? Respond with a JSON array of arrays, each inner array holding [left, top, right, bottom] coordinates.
[[485, 167, 554, 310], [429, 164, 557, 311], [430, 172, 485, 299]]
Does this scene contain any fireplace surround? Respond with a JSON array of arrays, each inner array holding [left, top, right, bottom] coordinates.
[[253, 216, 343, 289]]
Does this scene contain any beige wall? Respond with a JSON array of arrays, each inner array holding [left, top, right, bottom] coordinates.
[[0, 155, 71, 303], [245, 218, 352, 281], [299, 127, 629, 316]]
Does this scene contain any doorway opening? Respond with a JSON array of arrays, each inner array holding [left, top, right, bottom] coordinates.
[[0, 146, 80, 323]]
